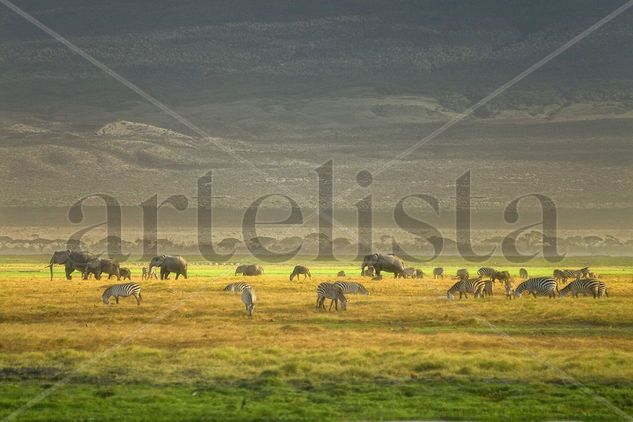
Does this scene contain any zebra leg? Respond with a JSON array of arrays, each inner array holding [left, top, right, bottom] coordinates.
[[134, 294, 140, 305], [115, 296, 119, 304]]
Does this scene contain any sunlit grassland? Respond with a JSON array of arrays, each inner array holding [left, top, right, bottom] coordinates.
[[1, 257, 633, 421]]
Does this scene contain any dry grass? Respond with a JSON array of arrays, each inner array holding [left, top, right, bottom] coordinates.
[[1, 261, 633, 420]]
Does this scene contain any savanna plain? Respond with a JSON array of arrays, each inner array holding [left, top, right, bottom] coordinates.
[[1, 257, 633, 421]]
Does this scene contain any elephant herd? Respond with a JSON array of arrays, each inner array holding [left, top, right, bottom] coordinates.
[[48, 250, 415, 282], [47, 250, 188, 281]]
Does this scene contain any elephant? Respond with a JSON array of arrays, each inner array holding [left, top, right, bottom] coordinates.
[[48, 250, 97, 280], [120, 267, 131, 280], [83, 258, 120, 280], [361, 253, 405, 278], [289, 265, 311, 281], [148, 255, 188, 280], [235, 264, 264, 276]]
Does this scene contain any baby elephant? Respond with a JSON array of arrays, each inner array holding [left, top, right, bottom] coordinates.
[[119, 267, 131, 280], [241, 286, 257, 317]]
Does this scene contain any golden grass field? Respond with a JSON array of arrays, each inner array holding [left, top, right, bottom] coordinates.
[[1, 258, 633, 421]]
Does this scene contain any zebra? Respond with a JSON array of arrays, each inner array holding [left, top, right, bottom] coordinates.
[[102, 283, 142, 305], [514, 277, 558, 299], [456, 268, 469, 280], [289, 265, 311, 281], [433, 267, 444, 279], [554, 268, 590, 283], [333, 281, 369, 295], [559, 279, 608, 299], [446, 277, 485, 300], [241, 286, 256, 317], [414, 268, 424, 279], [224, 282, 250, 293], [481, 280, 494, 297], [316, 282, 347, 311], [477, 267, 497, 281], [119, 267, 131, 281], [519, 268, 528, 279]]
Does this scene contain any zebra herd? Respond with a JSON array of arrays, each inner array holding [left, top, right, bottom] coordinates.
[[96, 261, 608, 314], [446, 266, 608, 300]]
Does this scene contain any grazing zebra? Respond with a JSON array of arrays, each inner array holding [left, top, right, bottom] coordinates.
[[554, 268, 590, 283], [289, 265, 311, 281], [241, 286, 256, 317], [477, 267, 497, 281], [504, 279, 514, 299], [102, 283, 142, 305], [446, 277, 485, 300], [224, 282, 250, 293], [559, 279, 608, 299], [514, 277, 558, 299], [414, 268, 424, 279], [316, 282, 347, 311], [433, 267, 444, 279], [119, 267, 131, 281], [333, 281, 369, 295], [519, 268, 528, 279], [456, 268, 469, 280], [337, 271, 346, 277]]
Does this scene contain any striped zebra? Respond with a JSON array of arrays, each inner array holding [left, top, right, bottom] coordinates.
[[554, 268, 590, 283], [446, 277, 485, 300], [102, 283, 142, 305], [559, 279, 608, 299], [456, 268, 469, 280], [477, 267, 496, 280], [414, 268, 424, 279], [514, 277, 558, 299], [224, 282, 250, 293], [433, 267, 444, 279], [481, 280, 494, 298], [519, 268, 528, 279], [333, 281, 368, 295], [316, 282, 347, 311], [241, 286, 256, 316]]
